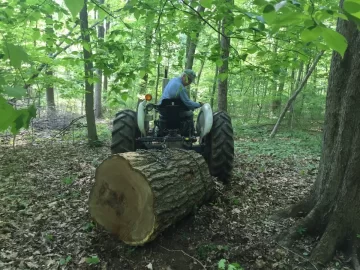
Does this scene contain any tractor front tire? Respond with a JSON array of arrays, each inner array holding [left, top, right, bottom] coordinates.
[[111, 110, 139, 154], [204, 111, 234, 183]]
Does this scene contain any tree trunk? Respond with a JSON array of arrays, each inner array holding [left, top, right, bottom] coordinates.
[[139, 25, 153, 95], [270, 51, 324, 138], [103, 18, 110, 110], [184, 6, 205, 97], [288, 61, 304, 127], [218, 2, 231, 112], [94, 0, 105, 119], [46, 69, 55, 114], [210, 66, 219, 109], [89, 150, 215, 246], [193, 59, 205, 102], [273, 12, 360, 267], [45, 15, 55, 115], [80, 0, 98, 144]]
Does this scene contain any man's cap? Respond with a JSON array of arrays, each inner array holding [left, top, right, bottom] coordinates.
[[183, 69, 196, 83]]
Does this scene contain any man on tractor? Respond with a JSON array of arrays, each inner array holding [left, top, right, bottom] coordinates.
[[158, 69, 203, 135]]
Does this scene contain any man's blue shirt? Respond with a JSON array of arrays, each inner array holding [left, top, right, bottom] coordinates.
[[159, 77, 200, 110]]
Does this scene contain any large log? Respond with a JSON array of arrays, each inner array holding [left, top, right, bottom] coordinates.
[[89, 149, 215, 246]]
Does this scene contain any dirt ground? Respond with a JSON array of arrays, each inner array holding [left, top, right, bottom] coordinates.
[[0, 138, 354, 270]]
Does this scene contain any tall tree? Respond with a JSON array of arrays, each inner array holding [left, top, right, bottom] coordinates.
[[273, 8, 360, 267], [270, 51, 323, 138], [184, 5, 205, 97], [217, 0, 232, 112], [80, 0, 98, 144], [94, 0, 105, 119], [45, 15, 55, 115], [139, 24, 153, 97], [103, 18, 110, 95]]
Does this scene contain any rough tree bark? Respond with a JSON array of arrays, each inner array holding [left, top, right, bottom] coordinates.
[[89, 150, 215, 246], [103, 18, 110, 106], [94, 0, 105, 119], [273, 13, 360, 267], [217, 0, 232, 112], [45, 15, 56, 115], [80, 0, 98, 144]]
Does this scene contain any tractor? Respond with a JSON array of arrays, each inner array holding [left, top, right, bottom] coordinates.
[[110, 94, 234, 182]]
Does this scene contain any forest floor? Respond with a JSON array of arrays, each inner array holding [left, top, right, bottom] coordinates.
[[0, 124, 354, 270]]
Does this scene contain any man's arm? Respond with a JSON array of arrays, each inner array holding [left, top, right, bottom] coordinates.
[[178, 85, 201, 110]]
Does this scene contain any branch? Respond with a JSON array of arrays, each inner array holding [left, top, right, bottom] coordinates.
[[52, 115, 86, 138], [159, 245, 206, 269], [155, 0, 169, 33], [270, 50, 324, 138], [180, 0, 228, 39], [24, 9, 122, 90], [277, 243, 319, 270], [90, 0, 116, 19]]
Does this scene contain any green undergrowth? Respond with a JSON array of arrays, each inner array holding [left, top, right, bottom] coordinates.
[[235, 124, 322, 163]]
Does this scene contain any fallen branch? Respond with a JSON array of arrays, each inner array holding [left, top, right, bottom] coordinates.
[[159, 245, 207, 269], [277, 243, 318, 270], [52, 115, 86, 138]]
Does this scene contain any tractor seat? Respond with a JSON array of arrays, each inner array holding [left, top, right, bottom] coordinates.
[[158, 99, 190, 130]]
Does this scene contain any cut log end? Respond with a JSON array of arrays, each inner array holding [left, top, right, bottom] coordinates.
[[89, 150, 215, 246], [89, 155, 155, 245]]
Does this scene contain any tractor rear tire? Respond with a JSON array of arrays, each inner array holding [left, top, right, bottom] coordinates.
[[204, 111, 234, 183], [111, 110, 140, 154]]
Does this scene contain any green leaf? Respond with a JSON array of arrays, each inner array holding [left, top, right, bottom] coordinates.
[[3, 43, 29, 68], [218, 73, 228, 82], [59, 256, 72, 266], [145, 12, 155, 24], [218, 259, 226, 270], [200, 0, 212, 9], [0, 75, 6, 87], [156, 56, 163, 64], [83, 42, 91, 52], [263, 4, 276, 23], [11, 109, 28, 135], [233, 15, 243, 27], [246, 46, 258, 54], [4, 86, 26, 98], [63, 176, 74, 185], [216, 59, 224, 67], [321, 27, 348, 57], [32, 28, 41, 40], [64, 0, 84, 18], [253, 0, 268, 6], [343, 0, 360, 24], [343, 0, 360, 13], [0, 96, 17, 131], [85, 256, 100, 265], [139, 70, 146, 78], [300, 27, 321, 42]]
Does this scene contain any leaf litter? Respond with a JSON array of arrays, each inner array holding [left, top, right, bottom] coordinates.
[[0, 134, 353, 269]]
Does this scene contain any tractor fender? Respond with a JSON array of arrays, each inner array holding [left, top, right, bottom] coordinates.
[[198, 103, 213, 139], [137, 101, 147, 136]]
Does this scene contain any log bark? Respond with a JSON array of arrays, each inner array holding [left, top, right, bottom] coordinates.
[[89, 149, 215, 246]]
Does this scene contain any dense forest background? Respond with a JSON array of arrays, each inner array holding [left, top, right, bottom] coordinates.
[[1, 0, 360, 269], [0, 0, 351, 140]]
